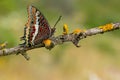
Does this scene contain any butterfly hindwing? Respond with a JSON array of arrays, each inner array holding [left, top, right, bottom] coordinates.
[[33, 10, 51, 45], [22, 5, 51, 46]]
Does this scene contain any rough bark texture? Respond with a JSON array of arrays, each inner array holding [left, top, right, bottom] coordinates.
[[0, 22, 119, 60]]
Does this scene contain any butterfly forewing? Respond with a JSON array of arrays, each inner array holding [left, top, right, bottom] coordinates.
[[24, 5, 51, 46]]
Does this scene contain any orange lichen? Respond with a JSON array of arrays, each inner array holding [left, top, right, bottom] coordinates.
[[43, 39, 52, 47], [72, 29, 85, 34], [63, 24, 69, 35], [99, 23, 114, 31], [73, 29, 81, 34]]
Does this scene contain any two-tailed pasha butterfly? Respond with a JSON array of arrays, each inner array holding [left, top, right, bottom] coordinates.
[[20, 5, 61, 47]]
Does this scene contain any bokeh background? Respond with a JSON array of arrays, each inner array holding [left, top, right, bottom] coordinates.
[[0, 0, 120, 80]]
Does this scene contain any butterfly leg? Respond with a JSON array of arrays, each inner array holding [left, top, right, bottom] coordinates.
[[19, 40, 27, 47], [20, 27, 27, 40], [19, 27, 27, 47], [20, 36, 26, 47]]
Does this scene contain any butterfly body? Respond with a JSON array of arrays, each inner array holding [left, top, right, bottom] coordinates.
[[21, 5, 55, 47]]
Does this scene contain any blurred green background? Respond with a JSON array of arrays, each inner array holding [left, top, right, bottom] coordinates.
[[0, 0, 120, 80]]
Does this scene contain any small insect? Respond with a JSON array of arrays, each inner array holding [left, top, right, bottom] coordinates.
[[20, 5, 61, 47]]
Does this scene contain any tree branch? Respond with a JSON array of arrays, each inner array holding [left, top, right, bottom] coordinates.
[[0, 22, 120, 60]]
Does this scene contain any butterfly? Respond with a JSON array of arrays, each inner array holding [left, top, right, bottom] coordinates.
[[20, 5, 61, 47]]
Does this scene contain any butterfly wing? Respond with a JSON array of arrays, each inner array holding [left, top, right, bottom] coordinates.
[[24, 5, 51, 46], [22, 5, 34, 46], [31, 6, 51, 45]]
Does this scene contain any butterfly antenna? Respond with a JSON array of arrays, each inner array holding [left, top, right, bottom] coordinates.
[[53, 16, 62, 28]]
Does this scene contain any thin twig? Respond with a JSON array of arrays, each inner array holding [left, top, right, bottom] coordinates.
[[0, 22, 119, 60]]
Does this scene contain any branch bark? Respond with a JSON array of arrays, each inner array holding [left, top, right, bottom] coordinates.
[[0, 22, 120, 60]]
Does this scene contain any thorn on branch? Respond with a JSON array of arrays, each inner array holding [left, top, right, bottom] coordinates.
[[17, 49, 30, 60], [20, 53, 30, 60], [71, 32, 84, 47], [71, 28, 87, 47]]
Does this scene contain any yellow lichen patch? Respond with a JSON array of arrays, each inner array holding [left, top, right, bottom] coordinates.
[[72, 29, 85, 34], [0, 42, 7, 49], [63, 24, 69, 35], [73, 29, 81, 34], [83, 29, 86, 32], [43, 39, 52, 47], [99, 23, 114, 31]]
